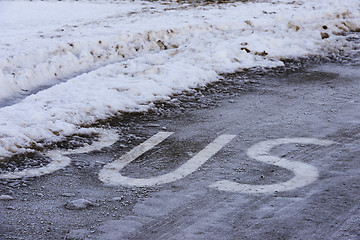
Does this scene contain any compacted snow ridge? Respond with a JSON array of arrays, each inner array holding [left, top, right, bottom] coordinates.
[[0, 0, 359, 159]]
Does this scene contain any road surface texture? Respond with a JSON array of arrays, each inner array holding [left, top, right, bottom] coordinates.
[[1, 57, 360, 239]]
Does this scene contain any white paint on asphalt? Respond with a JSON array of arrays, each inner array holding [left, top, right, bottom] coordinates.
[[99, 132, 235, 187], [0, 151, 71, 180], [0, 128, 118, 179], [209, 138, 334, 193], [1, 130, 334, 194]]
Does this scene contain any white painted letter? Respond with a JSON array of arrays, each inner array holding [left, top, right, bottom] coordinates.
[[99, 132, 235, 187], [209, 138, 334, 193], [0, 128, 118, 179]]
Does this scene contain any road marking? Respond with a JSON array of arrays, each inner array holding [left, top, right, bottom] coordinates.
[[209, 138, 334, 193], [0, 128, 118, 179], [99, 132, 236, 187], [1, 130, 334, 194]]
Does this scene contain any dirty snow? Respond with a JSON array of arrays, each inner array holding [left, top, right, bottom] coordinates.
[[0, 0, 359, 158]]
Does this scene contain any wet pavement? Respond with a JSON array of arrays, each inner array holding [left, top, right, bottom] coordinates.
[[1, 57, 360, 239]]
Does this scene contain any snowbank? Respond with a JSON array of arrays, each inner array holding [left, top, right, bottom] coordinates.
[[0, 0, 359, 158]]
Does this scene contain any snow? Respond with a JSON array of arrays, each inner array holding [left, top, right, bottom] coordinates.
[[0, 0, 359, 159]]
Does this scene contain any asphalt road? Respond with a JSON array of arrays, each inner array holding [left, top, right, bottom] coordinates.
[[1, 58, 360, 240]]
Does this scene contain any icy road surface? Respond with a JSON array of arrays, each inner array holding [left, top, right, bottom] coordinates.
[[1, 59, 360, 240], [0, 0, 359, 159]]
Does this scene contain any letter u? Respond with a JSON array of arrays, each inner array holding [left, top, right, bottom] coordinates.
[[99, 132, 235, 187]]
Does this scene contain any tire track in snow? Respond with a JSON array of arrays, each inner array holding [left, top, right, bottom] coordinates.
[[0, 28, 181, 107]]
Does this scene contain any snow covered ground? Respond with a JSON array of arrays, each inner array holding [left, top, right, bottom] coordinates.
[[0, 0, 359, 159]]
